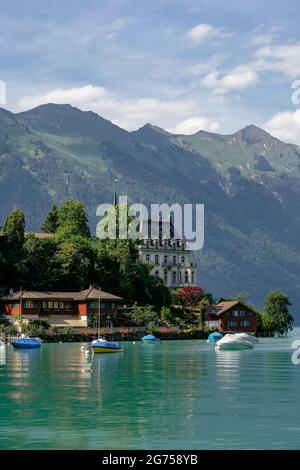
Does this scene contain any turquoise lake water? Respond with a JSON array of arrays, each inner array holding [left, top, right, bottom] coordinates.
[[0, 329, 300, 450]]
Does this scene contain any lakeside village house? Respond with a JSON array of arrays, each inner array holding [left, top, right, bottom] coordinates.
[[0, 218, 257, 334], [0, 287, 122, 330]]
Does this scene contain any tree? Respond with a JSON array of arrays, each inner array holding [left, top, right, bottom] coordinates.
[[0, 230, 6, 287], [21, 236, 61, 290], [264, 290, 294, 335], [57, 200, 90, 238], [42, 204, 59, 233], [129, 305, 160, 329], [3, 208, 25, 247], [202, 291, 216, 305], [55, 235, 94, 290], [234, 291, 249, 303], [176, 286, 204, 311], [160, 307, 172, 325], [94, 204, 170, 307], [2, 208, 25, 289], [256, 311, 276, 337], [198, 298, 210, 330]]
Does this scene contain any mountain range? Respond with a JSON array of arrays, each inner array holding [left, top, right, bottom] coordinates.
[[1, 103, 300, 311]]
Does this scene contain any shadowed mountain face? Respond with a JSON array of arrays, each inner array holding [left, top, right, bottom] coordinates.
[[1, 103, 300, 312]]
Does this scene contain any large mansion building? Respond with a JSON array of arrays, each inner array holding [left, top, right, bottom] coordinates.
[[138, 218, 197, 288]]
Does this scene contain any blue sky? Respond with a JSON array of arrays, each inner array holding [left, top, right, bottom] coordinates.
[[2, 0, 300, 142]]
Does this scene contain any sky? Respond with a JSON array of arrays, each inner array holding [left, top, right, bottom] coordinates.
[[1, 0, 300, 143]]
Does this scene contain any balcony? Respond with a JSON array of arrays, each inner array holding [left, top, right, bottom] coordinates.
[[162, 260, 177, 267]]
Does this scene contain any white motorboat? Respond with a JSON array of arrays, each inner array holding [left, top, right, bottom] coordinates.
[[215, 333, 254, 351], [235, 333, 259, 344]]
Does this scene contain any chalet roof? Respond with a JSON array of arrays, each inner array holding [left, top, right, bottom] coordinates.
[[216, 300, 240, 315], [214, 300, 256, 316], [0, 287, 122, 302], [76, 287, 122, 301]]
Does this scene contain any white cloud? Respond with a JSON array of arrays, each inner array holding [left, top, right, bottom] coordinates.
[[201, 65, 258, 94], [249, 33, 276, 46], [105, 18, 128, 40], [188, 54, 224, 76], [264, 109, 300, 144], [187, 23, 221, 44], [168, 116, 220, 134], [248, 27, 279, 47], [17, 84, 202, 131], [255, 43, 300, 78]]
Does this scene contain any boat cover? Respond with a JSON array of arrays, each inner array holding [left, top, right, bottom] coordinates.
[[92, 340, 121, 349], [12, 338, 41, 348], [208, 332, 223, 341]]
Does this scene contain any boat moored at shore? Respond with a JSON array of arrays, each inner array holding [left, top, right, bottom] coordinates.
[[215, 333, 254, 351], [11, 337, 42, 349], [207, 332, 223, 343], [141, 334, 160, 343], [91, 338, 123, 353]]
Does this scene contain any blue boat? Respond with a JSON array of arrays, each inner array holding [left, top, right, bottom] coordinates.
[[12, 338, 41, 349], [141, 334, 160, 343], [91, 339, 123, 353], [207, 332, 223, 343]]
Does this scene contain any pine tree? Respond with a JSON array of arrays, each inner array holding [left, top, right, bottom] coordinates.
[[41, 204, 59, 233]]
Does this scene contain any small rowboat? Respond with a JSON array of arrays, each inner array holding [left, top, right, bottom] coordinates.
[[91, 338, 123, 353]]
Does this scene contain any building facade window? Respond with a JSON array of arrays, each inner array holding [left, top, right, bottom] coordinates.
[[173, 255, 176, 265], [240, 320, 251, 327], [163, 255, 168, 265], [191, 271, 194, 283], [155, 270, 159, 277], [164, 270, 168, 283], [146, 254, 150, 262], [227, 321, 238, 327], [179, 271, 182, 284], [155, 254, 159, 265], [24, 301, 33, 308], [181, 256, 185, 265], [185, 271, 189, 283], [172, 271, 177, 284], [232, 310, 247, 317]]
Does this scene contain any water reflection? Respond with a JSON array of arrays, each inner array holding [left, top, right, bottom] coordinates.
[[0, 345, 6, 366], [0, 336, 300, 450], [215, 349, 241, 382]]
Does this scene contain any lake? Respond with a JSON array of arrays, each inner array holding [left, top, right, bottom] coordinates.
[[0, 329, 300, 449]]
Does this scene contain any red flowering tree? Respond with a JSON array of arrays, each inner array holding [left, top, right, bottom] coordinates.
[[176, 286, 204, 310]]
